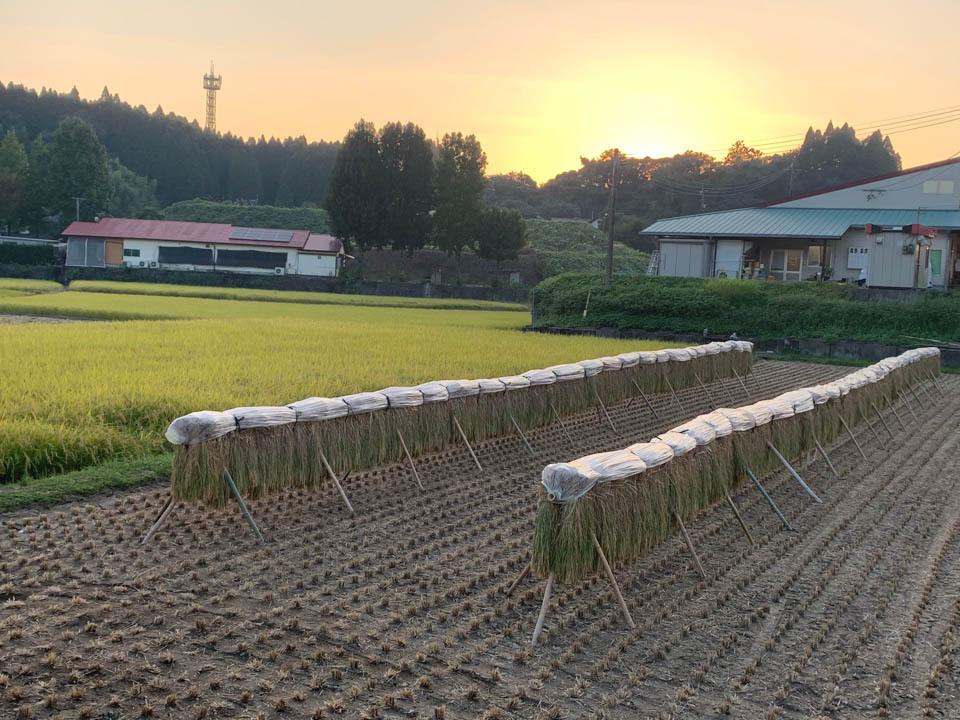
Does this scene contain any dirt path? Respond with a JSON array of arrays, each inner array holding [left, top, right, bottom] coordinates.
[[0, 361, 955, 719]]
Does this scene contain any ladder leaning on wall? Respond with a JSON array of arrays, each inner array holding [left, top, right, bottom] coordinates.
[[646, 250, 659, 276]]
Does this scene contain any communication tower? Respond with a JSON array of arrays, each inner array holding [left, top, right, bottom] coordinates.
[[202, 62, 222, 132]]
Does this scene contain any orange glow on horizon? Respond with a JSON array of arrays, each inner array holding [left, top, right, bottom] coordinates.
[[3, 0, 958, 184]]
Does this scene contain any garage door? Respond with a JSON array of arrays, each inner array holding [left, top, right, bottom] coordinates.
[[660, 243, 705, 277]]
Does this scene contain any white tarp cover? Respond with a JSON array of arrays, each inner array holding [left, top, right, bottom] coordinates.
[[379, 386, 425, 409], [617, 352, 641, 368], [541, 461, 601, 502], [780, 389, 815, 413], [580, 449, 647, 482], [758, 396, 795, 420], [804, 385, 830, 405], [598, 356, 624, 372], [341, 392, 389, 415], [165, 410, 237, 445], [654, 350, 671, 363], [499, 375, 531, 391], [546, 364, 585, 382], [288, 396, 349, 421], [523, 369, 557, 386], [638, 351, 659, 365], [672, 419, 717, 445], [715, 407, 755, 431], [577, 359, 604, 377], [666, 348, 693, 362], [742, 402, 774, 426], [416, 382, 449, 403], [821, 383, 841, 400], [697, 411, 734, 437], [227, 406, 298, 429], [628, 441, 674, 468], [476, 378, 507, 394], [653, 430, 698, 456], [439, 380, 480, 399]]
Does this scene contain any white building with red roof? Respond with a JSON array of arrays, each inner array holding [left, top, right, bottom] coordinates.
[[61, 218, 347, 277]]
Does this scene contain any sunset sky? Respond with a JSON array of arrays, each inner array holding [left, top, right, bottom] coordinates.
[[4, 0, 959, 182]]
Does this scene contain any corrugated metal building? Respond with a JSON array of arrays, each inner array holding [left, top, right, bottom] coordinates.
[[61, 219, 347, 277], [642, 157, 960, 289]]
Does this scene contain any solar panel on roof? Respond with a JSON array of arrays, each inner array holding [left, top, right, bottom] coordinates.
[[229, 227, 294, 243]]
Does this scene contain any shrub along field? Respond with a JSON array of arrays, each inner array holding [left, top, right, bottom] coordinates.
[[0, 283, 672, 482], [534, 273, 960, 344], [525, 219, 649, 278]]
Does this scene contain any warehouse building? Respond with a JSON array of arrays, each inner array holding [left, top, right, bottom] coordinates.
[[61, 218, 347, 277], [643, 157, 960, 289]]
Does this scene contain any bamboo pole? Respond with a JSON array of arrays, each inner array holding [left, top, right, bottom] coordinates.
[[662, 373, 685, 414], [396, 428, 424, 491], [505, 562, 531, 597], [509, 413, 536, 456], [928, 370, 944, 391], [814, 438, 840, 480], [550, 402, 576, 450], [870, 401, 896, 440], [898, 390, 919, 423], [140, 496, 174, 545], [630, 378, 660, 419], [592, 534, 635, 628], [694, 372, 718, 409], [919, 377, 936, 403], [742, 463, 793, 531], [318, 447, 355, 513], [223, 470, 265, 542], [887, 398, 908, 431], [593, 387, 618, 435], [838, 415, 868, 461], [908, 381, 925, 409], [674, 512, 706, 578], [766, 441, 822, 504], [453, 416, 483, 472], [531, 574, 554, 645], [857, 407, 883, 445], [724, 490, 755, 546], [732, 366, 752, 400], [715, 370, 737, 405]]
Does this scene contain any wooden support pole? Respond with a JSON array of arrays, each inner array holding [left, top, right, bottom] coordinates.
[[887, 398, 908, 431], [593, 388, 618, 435], [898, 390, 919, 423], [630, 378, 660, 419], [453, 416, 483, 472], [223, 470, 265, 543], [319, 447, 355, 514], [724, 490, 755, 546], [396, 429, 424, 491], [592, 534, 635, 628], [871, 402, 896, 440], [838, 415, 868, 461], [814, 437, 841, 479], [505, 562, 531, 597], [766, 441, 822, 504], [857, 407, 883, 445], [662, 373, 685, 414], [531, 573, 554, 645], [743, 463, 793, 531], [694, 372, 718, 409], [907, 381, 925, 410], [509, 413, 536, 456], [715, 370, 738, 405], [919, 377, 937, 402], [732, 366, 752, 400], [928, 369, 944, 391], [550, 402, 576, 450], [140, 496, 174, 545], [674, 512, 707, 579]]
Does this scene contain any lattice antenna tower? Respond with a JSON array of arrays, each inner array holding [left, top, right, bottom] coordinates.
[[202, 62, 222, 132]]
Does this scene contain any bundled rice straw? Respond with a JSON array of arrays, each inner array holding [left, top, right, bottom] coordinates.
[[532, 347, 941, 583], [166, 341, 755, 506]]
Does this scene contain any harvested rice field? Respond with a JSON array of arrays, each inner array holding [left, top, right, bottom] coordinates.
[[2, 360, 958, 720]]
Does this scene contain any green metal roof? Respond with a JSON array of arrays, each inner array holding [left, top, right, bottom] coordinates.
[[642, 207, 960, 239]]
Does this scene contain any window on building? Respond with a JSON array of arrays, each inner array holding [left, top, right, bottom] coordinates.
[[123, 248, 141, 258], [807, 244, 831, 268], [923, 180, 956, 194]]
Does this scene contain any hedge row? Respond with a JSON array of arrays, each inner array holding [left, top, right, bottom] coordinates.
[[0, 243, 56, 265], [532, 273, 960, 344]]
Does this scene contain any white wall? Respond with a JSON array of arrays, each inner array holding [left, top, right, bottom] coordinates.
[[296, 253, 339, 277], [117, 238, 339, 276], [714, 239, 744, 278], [834, 228, 929, 288]]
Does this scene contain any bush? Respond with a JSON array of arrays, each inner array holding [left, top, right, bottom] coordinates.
[[0, 243, 56, 265], [532, 273, 960, 343]]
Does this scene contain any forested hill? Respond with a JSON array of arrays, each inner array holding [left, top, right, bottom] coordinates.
[[0, 82, 339, 207], [485, 127, 902, 250]]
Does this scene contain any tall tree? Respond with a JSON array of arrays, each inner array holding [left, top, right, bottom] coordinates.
[[324, 120, 385, 251], [43, 116, 111, 225], [106, 158, 159, 218], [0, 130, 29, 232], [432, 132, 487, 268], [475, 206, 526, 263], [378, 121, 434, 252]]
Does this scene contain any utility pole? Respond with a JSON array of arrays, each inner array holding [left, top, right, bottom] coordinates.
[[604, 151, 619, 287], [72, 197, 85, 222]]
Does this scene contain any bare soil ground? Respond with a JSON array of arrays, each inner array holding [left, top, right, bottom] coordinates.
[[0, 314, 88, 325], [1, 360, 957, 720]]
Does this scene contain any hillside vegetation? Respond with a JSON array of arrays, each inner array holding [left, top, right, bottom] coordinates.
[[162, 200, 332, 233], [524, 220, 647, 277], [533, 273, 960, 344]]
